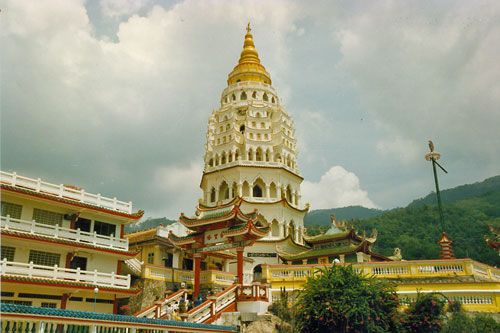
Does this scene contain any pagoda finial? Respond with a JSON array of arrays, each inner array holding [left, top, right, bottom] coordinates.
[[227, 24, 272, 85]]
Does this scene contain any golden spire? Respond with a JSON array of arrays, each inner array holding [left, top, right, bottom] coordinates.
[[227, 23, 272, 86]]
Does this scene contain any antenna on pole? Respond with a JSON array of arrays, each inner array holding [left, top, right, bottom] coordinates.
[[425, 140, 448, 232]]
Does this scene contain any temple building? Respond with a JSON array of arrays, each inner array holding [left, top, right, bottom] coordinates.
[[0, 171, 144, 313], [278, 215, 393, 265]]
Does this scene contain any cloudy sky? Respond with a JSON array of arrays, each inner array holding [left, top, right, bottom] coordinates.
[[2, 0, 499, 220]]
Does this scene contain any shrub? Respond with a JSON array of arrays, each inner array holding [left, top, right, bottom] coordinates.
[[295, 264, 401, 332], [402, 292, 446, 332]]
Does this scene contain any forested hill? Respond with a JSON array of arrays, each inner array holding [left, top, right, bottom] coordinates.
[[125, 217, 176, 234], [304, 206, 384, 226], [408, 175, 500, 208], [353, 190, 500, 267]]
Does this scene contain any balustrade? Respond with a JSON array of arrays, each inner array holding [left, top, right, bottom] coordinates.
[[1, 216, 128, 251], [1, 259, 130, 289], [1, 171, 132, 213]]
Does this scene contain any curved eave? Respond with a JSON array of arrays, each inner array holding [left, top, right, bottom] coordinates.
[[1, 185, 144, 221], [222, 221, 270, 238], [198, 197, 241, 210], [178, 204, 257, 229], [279, 240, 380, 262]]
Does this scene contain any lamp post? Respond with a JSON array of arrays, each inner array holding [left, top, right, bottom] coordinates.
[[93, 287, 99, 312]]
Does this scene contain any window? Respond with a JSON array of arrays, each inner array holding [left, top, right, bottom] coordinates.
[[93, 221, 116, 237], [69, 256, 87, 270], [29, 250, 60, 267], [33, 208, 63, 226], [239, 125, 245, 133], [261, 122, 265, 128], [253, 185, 263, 198], [1, 201, 22, 219], [147, 252, 155, 264], [163, 253, 173, 268], [2, 300, 32, 306], [74, 217, 91, 232], [1, 246, 15, 261], [252, 122, 256, 127], [41, 302, 57, 308]]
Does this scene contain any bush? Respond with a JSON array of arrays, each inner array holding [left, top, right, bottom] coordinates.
[[402, 293, 446, 332], [295, 264, 401, 332]]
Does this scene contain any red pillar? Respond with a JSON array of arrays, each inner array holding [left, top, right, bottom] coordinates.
[[61, 294, 68, 309], [193, 253, 201, 301], [120, 224, 125, 238], [236, 247, 244, 285]]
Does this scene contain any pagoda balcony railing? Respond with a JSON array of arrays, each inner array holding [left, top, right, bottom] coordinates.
[[1, 259, 130, 289], [0, 171, 132, 213], [1, 215, 129, 251], [143, 264, 236, 285]]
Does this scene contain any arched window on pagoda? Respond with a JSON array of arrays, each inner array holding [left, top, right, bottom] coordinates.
[[241, 91, 247, 100], [210, 188, 216, 203], [269, 182, 277, 198], [232, 182, 238, 198], [248, 148, 253, 161], [242, 181, 250, 197], [255, 148, 263, 161], [252, 91, 257, 99], [235, 149, 240, 161], [271, 220, 280, 237], [286, 185, 292, 202], [221, 152, 226, 164], [208, 158, 214, 167], [265, 149, 270, 162], [219, 181, 229, 201], [253, 184, 263, 198], [289, 221, 296, 241], [263, 93, 268, 102]]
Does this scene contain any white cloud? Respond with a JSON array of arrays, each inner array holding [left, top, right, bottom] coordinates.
[[302, 166, 377, 210], [153, 162, 204, 217], [100, 0, 150, 19], [376, 136, 420, 165]]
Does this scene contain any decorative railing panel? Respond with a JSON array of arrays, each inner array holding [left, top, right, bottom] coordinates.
[[1, 171, 132, 213], [1, 216, 128, 251], [1, 259, 130, 289]]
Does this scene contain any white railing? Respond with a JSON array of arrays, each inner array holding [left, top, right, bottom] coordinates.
[[213, 285, 237, 313], [185, 301, 212, 323], [135, 289, 188, 318], [1, 171, 132, 213], [124, 258, 143, 275], [417, 263, 464, 274], [1, 216, 128, 251], [0, 259, 130, 289], [371, 265, 409, 275]]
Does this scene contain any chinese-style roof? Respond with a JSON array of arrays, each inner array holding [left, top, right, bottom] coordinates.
[[1, 184, 144, 221], [0, 303, 237, 332], [222, 220, 271, 238], [1, 230, 140, 257], [178, 198, 258, 231], [0, 275, 141, 294], [278, 240, 390, 262], [168, 231, 203, 246], [125, 227, 175, 248], [303, 217, 377, 245]]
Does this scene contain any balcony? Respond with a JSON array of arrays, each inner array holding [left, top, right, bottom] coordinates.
[[1, 171, 132, 214], [143, 264, 236, 286], [1, 215, 129, 251], [1, 259, 130, 289]]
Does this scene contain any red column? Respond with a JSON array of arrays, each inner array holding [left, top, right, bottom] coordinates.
[[61, 294, 68, 309], [193, 253, 201, 301], [236, 247, 244, 285], [120, 224, 125, 239]]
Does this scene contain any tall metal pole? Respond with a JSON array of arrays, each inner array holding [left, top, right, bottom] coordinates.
[[431, 158, 445, 231], [425, 141, 447, 232]]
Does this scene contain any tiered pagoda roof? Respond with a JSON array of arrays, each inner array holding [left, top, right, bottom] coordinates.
[[169, 198, 270, 249]]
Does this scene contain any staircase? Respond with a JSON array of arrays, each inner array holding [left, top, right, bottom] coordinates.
[[182, 284, 238, 324], [124, 258, 143, 275], [134, 289, 188, 319]]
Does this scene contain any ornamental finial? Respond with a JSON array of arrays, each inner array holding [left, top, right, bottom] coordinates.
[[247, 22, 251, 34]]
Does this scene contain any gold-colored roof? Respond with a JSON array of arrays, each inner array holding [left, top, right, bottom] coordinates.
[[227, 23, 272, 86]]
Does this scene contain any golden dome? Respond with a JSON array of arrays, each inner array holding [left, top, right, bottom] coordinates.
[[227, 23, 272, 86]]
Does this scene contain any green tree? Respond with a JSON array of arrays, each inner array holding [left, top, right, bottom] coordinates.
[[295, 264, 401, 332], [402, 293, 446, 332]]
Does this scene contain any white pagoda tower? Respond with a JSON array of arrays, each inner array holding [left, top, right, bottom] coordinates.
[[199, 25, 308, 271]]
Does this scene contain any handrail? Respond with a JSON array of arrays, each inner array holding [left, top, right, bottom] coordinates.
[[1, 171, 132, 213], [0, 259, 130, 289], [134, 289, 188, 318], [1, 215, 128, 251]]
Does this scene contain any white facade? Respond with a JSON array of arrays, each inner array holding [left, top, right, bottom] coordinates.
[[199, 27, 308, 273]]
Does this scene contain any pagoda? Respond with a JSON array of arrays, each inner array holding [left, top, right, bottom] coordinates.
[[168, 198, 270, 300]]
